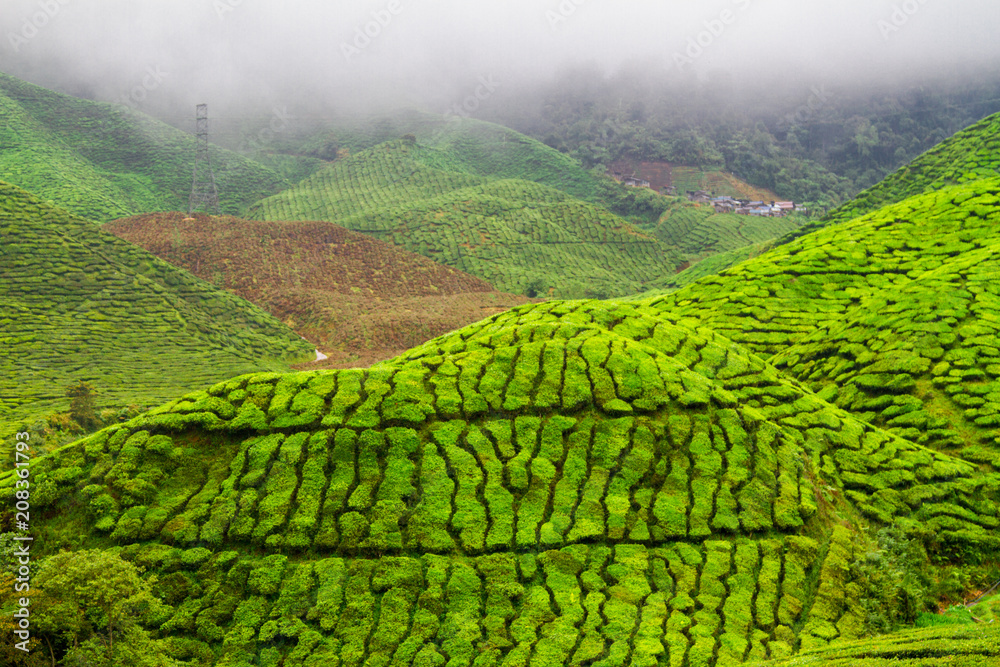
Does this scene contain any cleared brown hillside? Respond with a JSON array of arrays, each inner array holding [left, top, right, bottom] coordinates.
[[106, 212, 530, 367]]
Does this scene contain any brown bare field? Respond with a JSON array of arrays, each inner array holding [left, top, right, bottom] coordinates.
[[106, 212, 530, 367]]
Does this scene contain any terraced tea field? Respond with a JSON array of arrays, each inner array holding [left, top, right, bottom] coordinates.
[[106, 212, 531, 367], [642, 199, 801, 262], [0, 182, 314, 436], [0, 73, 315, 221], [250, 140, 684, 298], [5, 296, 998, 665]]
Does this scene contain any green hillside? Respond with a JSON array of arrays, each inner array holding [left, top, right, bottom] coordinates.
[[749, 622, 1000, 667], [0, 72, 318, 222], [643, 179, 1000, 467], [641, 199, 801, 261], [781, 111, 1000, 243], [318, 111, 610, 202], [250, 139, 683, 298], [0, 181, 314, 436], [633, 111, 1000, 290], [299, 110, 673, 226], [3, 296, 998, 665]]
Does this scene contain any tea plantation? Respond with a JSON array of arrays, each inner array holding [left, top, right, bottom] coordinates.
[[781, 110, 1000, 241], [4, 295, 998, 665], [249, 140, 685, 298], [0, 182, 314, 436], [639, 198, 801, 265], [746, 623, 1000, 666], [106, 212, 530, 367], [0, 73, 309, 221], [643, 179, 1000, 472]]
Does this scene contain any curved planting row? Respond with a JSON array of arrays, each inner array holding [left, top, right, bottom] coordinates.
[[4, 299, 999, 665], [0, 182, 313, 429], [643, 180, 1000, 467], [249, 140, 685, 298], [107, 532, 859, 666], [645, 199, 799, 261]]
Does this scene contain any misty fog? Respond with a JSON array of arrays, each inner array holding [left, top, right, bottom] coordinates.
[[2, 0, 998, 141]]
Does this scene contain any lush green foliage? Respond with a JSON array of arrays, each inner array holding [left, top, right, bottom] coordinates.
[[4, 296, 998, 665], [0, 181, 313, 437], [249, 139, 686, 298], [644, 180, 1000, 473], [747, 622, 1000, 666], [0, 73, 301, 221], [640, 199, 802, 263]]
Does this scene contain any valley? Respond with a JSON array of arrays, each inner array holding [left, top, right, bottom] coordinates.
[[2, 58, 1000, 667]]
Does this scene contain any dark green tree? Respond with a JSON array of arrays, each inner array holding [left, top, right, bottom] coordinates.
[[66, 381, 98, 431]]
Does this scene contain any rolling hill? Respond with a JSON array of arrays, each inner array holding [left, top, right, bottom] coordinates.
[[0, 181, 314, 436], [640, 198, 801, 265], [0, 72, 324, 222], [636, 110, 1000, 293], [642, 178, 1000, 468], [249, 138, 685, 298], [105, 212, 531, 367], [2, 294, 998, 664]]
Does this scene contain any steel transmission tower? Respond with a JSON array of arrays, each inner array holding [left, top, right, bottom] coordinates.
[[188, 103, 220, 215]]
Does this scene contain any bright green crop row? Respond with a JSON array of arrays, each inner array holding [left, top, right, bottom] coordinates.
[[748, 622, 1000, 666], [0, 181, 314, 434], [641, 180, 1000, 469], [250, 140, 684, 298], [6, 297, 998, 665]]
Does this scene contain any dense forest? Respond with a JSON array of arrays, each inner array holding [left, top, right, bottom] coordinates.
[[478, 65, 1000, 213]]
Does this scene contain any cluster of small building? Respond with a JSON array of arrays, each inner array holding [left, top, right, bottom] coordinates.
[[687, 191, 800, 217], [608, 166, 801, 217]]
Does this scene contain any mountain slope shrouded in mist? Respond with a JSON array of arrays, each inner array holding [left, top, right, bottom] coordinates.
[[0, 72, 321, 222], [3, 2, 1000, 664], [248, 133, 686, 299]]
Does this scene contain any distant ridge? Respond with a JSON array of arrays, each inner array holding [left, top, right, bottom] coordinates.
[[0, 72, 322, 222]]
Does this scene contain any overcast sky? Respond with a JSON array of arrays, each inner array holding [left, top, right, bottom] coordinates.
[[2, 0, 998, 126]]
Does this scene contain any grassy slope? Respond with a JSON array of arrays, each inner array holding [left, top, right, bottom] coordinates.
[[105, 212, 531, 367], [320, 110, 613, 204], [749, 622, 1000, 667], [0, 72, 311, 221], [643, 179, 1000, 468], [636, 111, 1000, 290], [642, 198, 802, 260], [0, 182, 314, 433], [249, 139, 683, 298], [3, 297, 998, 665]]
